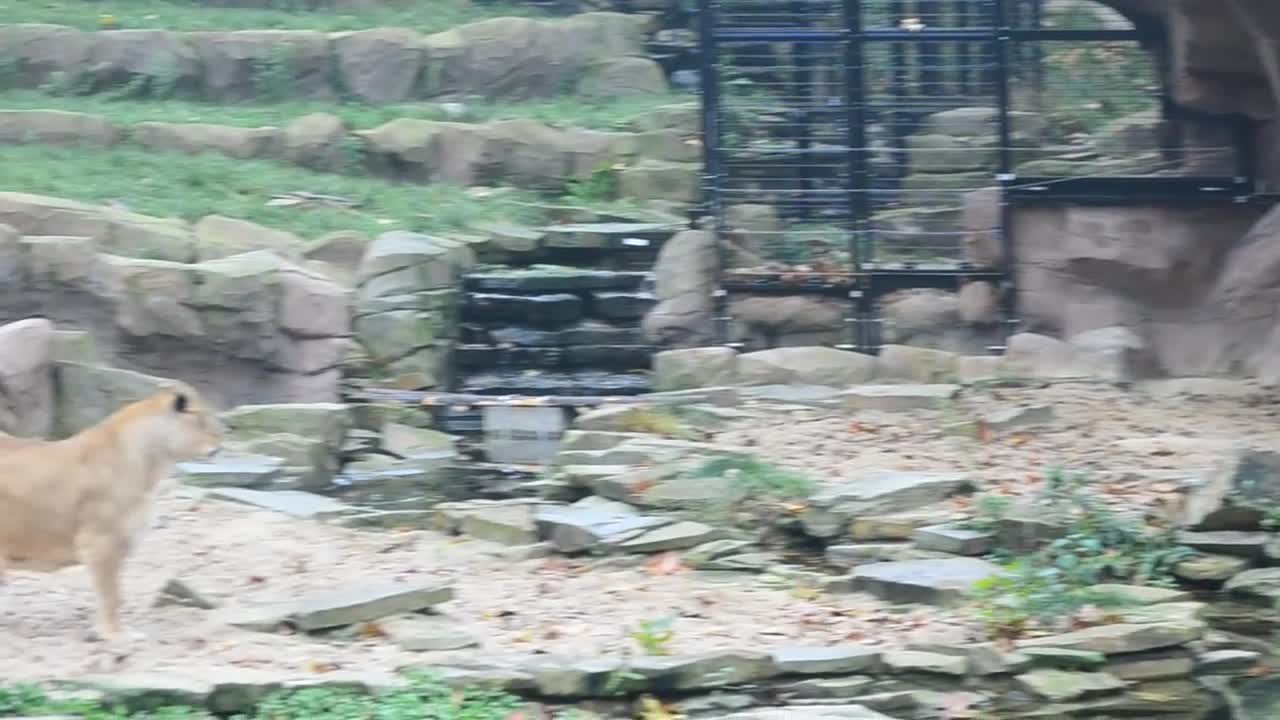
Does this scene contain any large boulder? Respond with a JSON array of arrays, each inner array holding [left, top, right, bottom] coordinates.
[[0, 318, 54, 437], [736, 347, 877, 386], [277, 113, 353, 172], [330, 28, 424, 104], [85, 29, 202, 96], [0, 110, 121, 146], [133, 122, 280, 160], [0, 192, 195, 263], [193, 215, 305, 260], [188, 30, 334, 101], [0, 24, 95, 88]]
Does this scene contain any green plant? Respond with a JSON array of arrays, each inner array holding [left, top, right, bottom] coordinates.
[[630, 616, 676, 656], [252, 43, 296, 102], [564, 163, 619, 204], [689, 455, 816, 501], [963, 492, 1012, 532], [969, 467, 1198, 638]]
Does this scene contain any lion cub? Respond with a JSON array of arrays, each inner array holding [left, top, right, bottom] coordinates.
[[0, 383, 224, 642]]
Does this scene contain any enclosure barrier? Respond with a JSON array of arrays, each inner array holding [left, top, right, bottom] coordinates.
[[696, 0, 1257, 354]]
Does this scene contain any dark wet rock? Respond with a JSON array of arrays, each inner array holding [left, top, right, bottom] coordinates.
[[591, 291, 657, 321], [564, 344, 654, 370], [1224, 567, 1280, 606], [1175, 530, 1270, 560], [850, 558, 1000, 606], [1020, 647, 1106, 671], [458, 370, 651, 396], [454, 344, 566, 370], [463, 269, 645, 293], [463, 292, 583, 328]]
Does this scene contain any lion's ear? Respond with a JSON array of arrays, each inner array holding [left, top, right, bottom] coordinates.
[[173, 392, 189, 414]]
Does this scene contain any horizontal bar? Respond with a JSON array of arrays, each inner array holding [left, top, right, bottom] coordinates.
[[1007, 28, 1150, 42], [1004, 176, 1254, 202], [714, 29, 844, 42]]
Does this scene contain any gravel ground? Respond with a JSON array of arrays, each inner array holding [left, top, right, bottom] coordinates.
[[3, 379, 1270, 683], [0, 490, 971, 683], [718, 380, 1280, 519]]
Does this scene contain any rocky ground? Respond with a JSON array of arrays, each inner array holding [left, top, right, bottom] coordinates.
[[715, 379, 1280, 521], [0, 488, 972, 683]]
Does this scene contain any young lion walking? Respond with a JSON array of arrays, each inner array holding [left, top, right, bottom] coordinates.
[[0, 383, 224, 642]]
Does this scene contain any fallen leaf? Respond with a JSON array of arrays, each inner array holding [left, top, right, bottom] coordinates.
[[1008, 433, 1032, 447], [356, 622, 386, 640], [512, 630, 534, 643], [644, 551, 686, 576], [304, 660, 340, 674]]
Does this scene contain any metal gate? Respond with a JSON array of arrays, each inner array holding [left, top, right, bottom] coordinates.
[[696, 0, 1255, 353]]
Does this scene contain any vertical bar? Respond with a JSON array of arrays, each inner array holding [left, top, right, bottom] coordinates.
[[890, 0, 909, 181], [844, 0, 869, 352], [1029, 0, 1044, 98], [992, 0, 1019, 342], [919, 0, 941, 97], [696, 0, 732, 346], [793, 0, 814, 220], [957, 0, 973, 94]]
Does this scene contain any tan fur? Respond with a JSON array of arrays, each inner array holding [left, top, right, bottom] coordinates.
[[0, 383, 224, 642]]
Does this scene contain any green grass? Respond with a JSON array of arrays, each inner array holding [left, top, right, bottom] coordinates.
[[0, 0, 538, 34], [0, 89, 695, 133], [0, 143, 559, 239], [0, 670, 523, 719]]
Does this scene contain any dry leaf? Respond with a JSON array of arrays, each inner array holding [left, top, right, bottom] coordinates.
[[512, 630, 534, 643], [304, 660, 340, 674], [1008, 433, 1032, 447], [644, 552, 686, 576], [356, 622, 386, 640]]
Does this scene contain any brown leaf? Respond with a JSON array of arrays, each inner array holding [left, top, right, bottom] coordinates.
[[356, 622, 386, 640], [304, 660, 340, 674], [644, 551, 686, 576]]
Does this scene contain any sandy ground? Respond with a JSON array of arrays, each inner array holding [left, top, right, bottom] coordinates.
[[719, 380, 1280, 518], [0, 490, 971, 683], [2, 379, 1271, 683]]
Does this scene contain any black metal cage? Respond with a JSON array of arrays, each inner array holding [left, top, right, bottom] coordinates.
[[697, 0, 1257, 354]]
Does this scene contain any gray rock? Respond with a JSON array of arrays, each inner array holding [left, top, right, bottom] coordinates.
[[684, 539, 756, 567], [874, 345, 960, 383], [911, 524, 994, 556], [825, 543, 951, 568], [1106, 650, 1193, 681], [802, 472, 973, 538], [628, 651, 776, 692], [616, 521, 719, 553], [177, 454, 285, 488], [851, 558, 1000, 606], [1177, 531, 1269, 559], [1015, 621, 1205, 655], [1174, 553, 1249, 582], [459, 504, 541, 546], [1224, 567, 1280, 605], [720, 706, 898, 720], [770, 646, 881, 675], [736, 347, 876, 387], [1014, 669, 1127, 702], [1194, 648, 1261, 674], [534, 505, 669, 554], [839, 384, 960, 411], [225, 582, 454, 632], [995, 507, 1068, 553], [652, 347, 737, 391], [221, 402, 351, 448], [205, 487, 355, 520], [1090, 584, 1190, 605], [380, 614, 480, 651], [1020, 647, 1106, 671], [154, 578, 219, 610], [982, 404, 1055, 431], [882, 650, 967, 676], [1182, 447, 1280, 531], [779, 676, 875, 700]]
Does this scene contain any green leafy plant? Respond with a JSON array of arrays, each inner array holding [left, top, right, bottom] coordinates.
[[564, 164, 619, 204], [962, 492, 1012, 533], [630, 616, 676, 656], [690, 455, 816, 501]]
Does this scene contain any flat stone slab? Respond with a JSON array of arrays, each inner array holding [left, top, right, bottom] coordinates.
[[803, 472, 973, 537], [615, 520, 719, 553], [840, 384, 961, 411], [1176, 530, 1270, 559], [770, 646, 881, 675], [851, 558, 1000, 607], [223, 582, 454, 632], [912, 524, 994, 556], [534, 505, 670, 554], [983, 404, 1055, 431], [1014, 669, 1127, 702], [1015, 621, 1204, 655], [882, 650, 967, 676], [380, 614, 480, 652], [205, 487, 355, 520], [177, 454, 285, 488]]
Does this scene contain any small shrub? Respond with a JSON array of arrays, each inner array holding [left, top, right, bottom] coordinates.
[[690, 455, 816, 501], [630, 616, 676, 656]]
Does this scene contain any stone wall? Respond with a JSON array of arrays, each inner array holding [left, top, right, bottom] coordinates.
[[0, 13, 665, 104], [0, 194, 352, 408]]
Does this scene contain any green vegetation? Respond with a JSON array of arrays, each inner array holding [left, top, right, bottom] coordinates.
[[0, 671, 522, 719], [629, 616, 677, 656], [968, 468, 1196, 639], [0, 143, 556, 239], [0, 89, 693, 133], [690, 455, 817, 501], [0, 0, 536, 34]]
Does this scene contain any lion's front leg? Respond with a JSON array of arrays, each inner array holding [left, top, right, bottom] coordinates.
[[77, 533, 132, 643]]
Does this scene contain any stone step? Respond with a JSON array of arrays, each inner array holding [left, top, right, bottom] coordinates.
[[458, 370, 652, 396]]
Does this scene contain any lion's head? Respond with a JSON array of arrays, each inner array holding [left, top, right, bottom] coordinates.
[[151, 383, 225, 461]]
